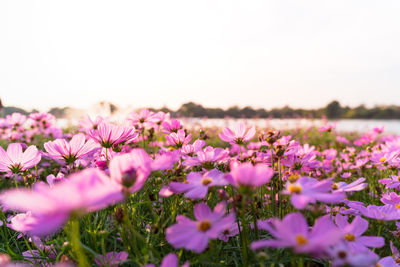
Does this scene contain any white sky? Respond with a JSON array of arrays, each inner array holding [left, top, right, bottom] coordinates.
[[1, 0, 400, 111]]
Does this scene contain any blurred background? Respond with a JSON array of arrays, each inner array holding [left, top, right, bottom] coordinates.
[[1, 0, 400, 127]]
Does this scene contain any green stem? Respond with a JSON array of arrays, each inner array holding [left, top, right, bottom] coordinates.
[[67, 218, 89, 267]]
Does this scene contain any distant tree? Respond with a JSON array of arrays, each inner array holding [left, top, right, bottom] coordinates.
[[326, 100, 342, 118], [109, 103, 118, 114], [178, 102, 207, 117], [241, 106, 256, 118], [226, 106, 241, 118]]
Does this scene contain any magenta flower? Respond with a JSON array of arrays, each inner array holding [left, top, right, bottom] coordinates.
[[328, 242, 379, 267], [109, 149, 152, 193], [348, 202, 400, 221], [170, 169, 228, 199], [89, 122, 139, 148], [144, 253, 189, 267], [381, 192, 400, 206], [370, 150, 399, 169], [335, 215, 384, 254], [283, 177, 345, 209], [0, 168, 123, 236], [376, 257, 397, 267], [225, 162, 273, 188], [218, 222, 239, 242], [379, 174, 400, 190], [251, 213, 341, 255], [165, 129, 192, 148], [44, 133, 98, 165], [94, 251, 128, 267], [219, 122, 255, 145], [0, 143, 41, 176], [166, 202, 235, 253]]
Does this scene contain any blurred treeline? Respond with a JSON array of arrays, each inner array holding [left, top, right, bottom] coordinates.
[[2, 100, 400, 119], [154, 100, 400, 119]]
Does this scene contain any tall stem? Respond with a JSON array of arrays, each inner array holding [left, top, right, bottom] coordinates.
[[68, 218, 89, 267]]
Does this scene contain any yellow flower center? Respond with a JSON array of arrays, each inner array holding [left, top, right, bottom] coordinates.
[[380, 157, 387, 162], [197, 219, 212, 232], [397, 176, 400, 182], [288, 173, 300, 183], [396, 204, 400, 209], [288, 184, 302, 194], [295, 235, 308, 246], [201, 177, 213, 186], [344, 233, 355, 241], [331, 183, 339, 190]]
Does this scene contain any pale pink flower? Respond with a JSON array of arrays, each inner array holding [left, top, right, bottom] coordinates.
[[219, 122, 255, 145], [44, 133, 99, 164], [0, 143, 41, 176]]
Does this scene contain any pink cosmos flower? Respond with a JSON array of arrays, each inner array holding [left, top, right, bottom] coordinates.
[[336, 136, 350, 145], [128, 109, 159, 129], [162, 119, 183, 134], [283, 177, 345, 209], [389, 241, 400, 263], [182, 146, 228, 169], [89, 122, 139, 148], [79, 115, 106, 133], [166, 202, 235, 253], [181, 139, 205, 157], [109, 149, 152, 193], [376, 257, 397, 267], [44, 133, 99, 165], [28, 112, 55, 129], [225, 162, 273, 188], [46, 172, 65, 187], [381, 192, 400, 206], [347, 202, 400, 221], [151, 150, 181, 171], [94, 251, 128, 267], [251, 213, 342, 255], [152, 111, 170, 127], [218, 222, 239, 242], [6, 113, 27, 129], [165, 129, 192, 148], [0, 168, 123, 236], [335, 215, 384, 254], [0, 143, 41, 176], [170, 169, 228, 199], [219, 122, 256, 145], [328, 242, 379, 267], [370, 150, 399, 169], [333, 178, 368, 193], [379, 174, 400, 190], [144, 253, 189, 267], [318, 122, 337, 132], [341, 172, 351, 178]]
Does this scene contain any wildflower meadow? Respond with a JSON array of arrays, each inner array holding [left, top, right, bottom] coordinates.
[[0, 110, 400, 267]]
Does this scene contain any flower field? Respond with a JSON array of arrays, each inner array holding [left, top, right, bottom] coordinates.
[[0, 110, 400, 266]]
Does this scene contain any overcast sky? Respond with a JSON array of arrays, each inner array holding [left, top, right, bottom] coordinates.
[[1, 0, 400, 111]]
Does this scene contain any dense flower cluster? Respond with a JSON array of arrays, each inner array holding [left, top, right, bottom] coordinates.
[[0, 111, 399, 266]]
